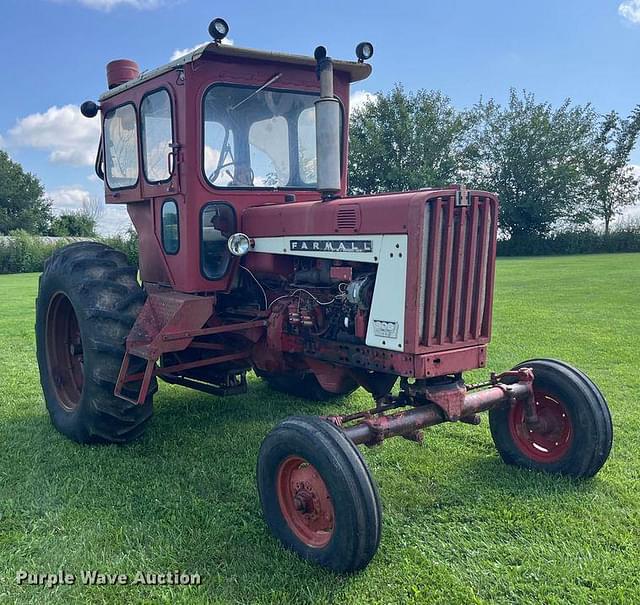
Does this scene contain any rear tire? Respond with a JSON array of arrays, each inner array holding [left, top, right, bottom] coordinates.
[[256, 370, 357, 401], [489, 359, 612, 478], [35, 242, 155, 444], [257, 416, 381, 573]]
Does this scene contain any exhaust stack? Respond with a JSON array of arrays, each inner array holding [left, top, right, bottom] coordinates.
[[314, 46, 341, 198]]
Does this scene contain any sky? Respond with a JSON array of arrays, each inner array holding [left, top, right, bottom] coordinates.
[[1, 0, 639, 234]]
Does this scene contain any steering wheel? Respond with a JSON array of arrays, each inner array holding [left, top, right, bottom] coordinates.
[[208, 160, 235, 184]]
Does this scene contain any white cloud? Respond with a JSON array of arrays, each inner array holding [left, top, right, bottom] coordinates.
[[170, 37, 234, 61], [66, 0, 165, 10], [170, 43, 206, 62], [350, 90, 376, 115], [10, 105, 100, 167], [0, 134, 5, 149], [100, 204, 132, 235], [619, 0, 640, 24], [48, 187, 92, 212]]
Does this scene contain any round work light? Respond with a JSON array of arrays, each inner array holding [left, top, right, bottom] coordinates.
[[227, 233, 252, 256], [208, 18, 230, 42], [80, 101, 99, 118], [355, 42, 374, 62], [314, 46, 328, 62]]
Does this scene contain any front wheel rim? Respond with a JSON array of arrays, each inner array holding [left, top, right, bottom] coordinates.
[[508, 388, 573, 463], [45, 292, 84, 411], [276, 456, 335, 548]]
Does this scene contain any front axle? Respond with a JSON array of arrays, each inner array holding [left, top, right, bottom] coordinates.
[[327, 369, 536, 447]]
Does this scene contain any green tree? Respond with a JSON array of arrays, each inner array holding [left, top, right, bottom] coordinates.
[[49, 211, 96, 237], [0, 150, 53, 234], [586, 108, 640, 234], [348, 85, 474, 195], [466, 90, 596, 239]]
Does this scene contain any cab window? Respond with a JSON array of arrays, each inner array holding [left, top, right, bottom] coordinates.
[[201, 203, 235, 279], [249, 116, 290, 186], [104, 104, 139, 189], [141, 89, 173, 183], [161, 199, 179, 254], [203, 84, 339, 189], [298, 107, 317, 184], [204, 122, 235, 187]]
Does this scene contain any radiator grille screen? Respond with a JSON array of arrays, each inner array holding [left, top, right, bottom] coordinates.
[[421, 194, 497, 346]]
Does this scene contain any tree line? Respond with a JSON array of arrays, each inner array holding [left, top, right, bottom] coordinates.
[[349, 87, 640, 239], [0, 150, 98, 237]]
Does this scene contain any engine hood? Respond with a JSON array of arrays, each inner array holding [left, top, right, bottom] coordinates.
[[240, 189, 463, 237]]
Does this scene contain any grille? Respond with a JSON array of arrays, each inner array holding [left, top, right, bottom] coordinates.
[[336, 206, 360, 231], [420, 194, 497, 347]]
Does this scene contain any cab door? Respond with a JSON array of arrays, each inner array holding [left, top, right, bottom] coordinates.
[[139, 86, 180, 198]]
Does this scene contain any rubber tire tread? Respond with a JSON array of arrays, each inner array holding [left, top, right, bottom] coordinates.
[[35, 242, 155, 444], [257, 415, 381, 572]]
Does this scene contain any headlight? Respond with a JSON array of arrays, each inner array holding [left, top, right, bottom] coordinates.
[[227, 232, 251, 256]]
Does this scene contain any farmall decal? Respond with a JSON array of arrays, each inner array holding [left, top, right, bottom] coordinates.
[[289, 240, 373, 253]]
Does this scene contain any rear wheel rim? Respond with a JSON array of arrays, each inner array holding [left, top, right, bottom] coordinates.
[[276, 455, 335, 548], [45, 292, 84, 411], [508, 388, 572, 463]]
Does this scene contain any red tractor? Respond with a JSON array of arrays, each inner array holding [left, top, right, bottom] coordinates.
[[36, 19, 612, 573]]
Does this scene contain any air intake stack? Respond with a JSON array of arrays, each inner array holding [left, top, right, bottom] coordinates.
[[106, 59, 140, 90]]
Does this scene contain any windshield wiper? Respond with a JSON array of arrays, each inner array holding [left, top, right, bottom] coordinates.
[[229, 73, 282, 111]]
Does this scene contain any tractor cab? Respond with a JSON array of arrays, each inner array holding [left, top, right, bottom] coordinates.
[[84, 21, 372, 293]]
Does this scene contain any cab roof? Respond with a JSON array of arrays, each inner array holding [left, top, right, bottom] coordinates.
[[99, 42, 372, 101]]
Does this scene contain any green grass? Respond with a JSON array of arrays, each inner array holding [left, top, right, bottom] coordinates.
[[0, 253, 639, 604]]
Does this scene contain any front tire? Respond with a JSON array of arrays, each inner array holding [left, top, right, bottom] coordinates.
[[489, 359, 612, 478], [257, 416, 381, 573], [35, 242, 154, 444]]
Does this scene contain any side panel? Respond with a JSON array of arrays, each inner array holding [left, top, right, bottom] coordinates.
[[127, 201, 171, 285], [366, 236, 407, 350], [152, 194, 187, 285], [252, 234, 381, 262]]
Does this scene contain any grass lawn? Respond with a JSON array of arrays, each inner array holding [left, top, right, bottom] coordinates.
[[0, 253, 638, 604]]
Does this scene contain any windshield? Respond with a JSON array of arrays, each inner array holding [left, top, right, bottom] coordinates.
[[203, 84, 335, 189]]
